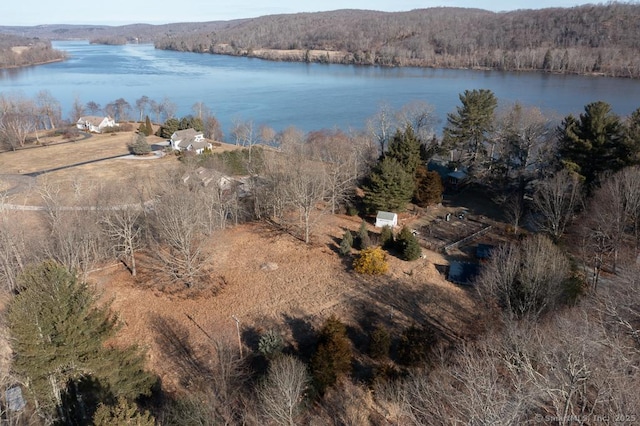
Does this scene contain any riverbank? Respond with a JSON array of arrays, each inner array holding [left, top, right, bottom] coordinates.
[[0, 56, 66, 70]]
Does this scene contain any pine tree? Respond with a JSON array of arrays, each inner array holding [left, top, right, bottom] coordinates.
[[311, 315, 352, 393], [339, 230, 353, 255], [396, 226, 422, 261], [144, 115, 153, 136], [363, 156, 415, 213], [380, 225, 394, 249], [387, 125, 422, 177], [357, 220, 371, 250], [93, 397, 155, 426], [443, 89, 498, 173], [558, 101, 627, 189], [7, 262, 155, 423]]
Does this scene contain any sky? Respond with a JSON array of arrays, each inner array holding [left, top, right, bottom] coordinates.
[[1, 0, 595, 26]]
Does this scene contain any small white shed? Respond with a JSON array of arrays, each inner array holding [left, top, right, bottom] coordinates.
[[375, 211, 398, 228]]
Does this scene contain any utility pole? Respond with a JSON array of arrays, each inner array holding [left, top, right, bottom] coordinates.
[[232, 315, 243, 358]]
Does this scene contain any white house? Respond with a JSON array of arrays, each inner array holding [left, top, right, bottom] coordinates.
[[375, 211, 398, 228], [76, 116, 117, 133], [170, 128, 210, 154]]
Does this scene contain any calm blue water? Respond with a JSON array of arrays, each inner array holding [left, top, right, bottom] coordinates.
[[1, 40, 640, 137]]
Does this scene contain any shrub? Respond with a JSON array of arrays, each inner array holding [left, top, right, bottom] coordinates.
[[368, 324, 391, 359], [258, 330, 285, 359], [396, 226, 422, 261], [93, 397, 154, 426], [129, 133, 151, 155], [339, 231, 353, 256], [353, 247, 388, 275], [397, 324, 436, 366], [311, 315, 352, 393]]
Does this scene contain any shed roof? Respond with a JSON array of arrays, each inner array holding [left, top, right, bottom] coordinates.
[[376, 211, 397, 221]]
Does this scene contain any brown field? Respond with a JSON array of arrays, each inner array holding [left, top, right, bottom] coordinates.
[[0, 130, 240, 205], [1, 133, 489, 396], [94, 215, 484, 393]]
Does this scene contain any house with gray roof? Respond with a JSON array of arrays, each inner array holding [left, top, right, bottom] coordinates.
[[170, 128, 210, 154]]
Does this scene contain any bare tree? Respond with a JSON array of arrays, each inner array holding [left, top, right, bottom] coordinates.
[[99, 186, 144, 276], [366, 102, 395, 154], [476, 234, 571, 319], [105, 98, 132, 122], [160, 97, 177, 121], [307, 130, 360, 214], [191, 101, 210, 121], [70, 96, 86, 123], [0, 95, 36, 150], [533, 170, 582, 241], [151, 185, 210, 288], [396, 100, 437, 147], [0, 211, 29, 293], [85, 101, 101, 115], [35, 90, 61, 130], [135, 95, 150, 121], [259, 355, 309, 426]]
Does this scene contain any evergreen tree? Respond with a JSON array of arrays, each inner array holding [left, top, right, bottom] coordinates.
[[129, 133, 151, 155], [179, 115, 204, 132], [558, 101, 628, 189], [159, 117, 179, 138], [380, 225, 395, 249], [386, 125, 422, 177], [311, 315, 352, 394], [7, 262, 155, 423], [396, 226, 422, 261], [363, 156, 415, 213], [339, 230, 353, 255], [357, 220, 371, 250], [93, 397, 155, 426], [623, 107, 640, 165], [144, 115, 153, 136], [443, 89, 498, 173], [414, 166, 444, 207]]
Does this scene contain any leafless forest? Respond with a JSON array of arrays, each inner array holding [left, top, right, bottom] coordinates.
[[152, 4, 640, 78]]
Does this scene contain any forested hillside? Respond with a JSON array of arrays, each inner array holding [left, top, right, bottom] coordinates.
[[0, 34, 65, 68], [154, 4, 640, 78]]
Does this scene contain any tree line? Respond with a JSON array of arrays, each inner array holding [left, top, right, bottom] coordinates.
[[153, 4, 640, 78]]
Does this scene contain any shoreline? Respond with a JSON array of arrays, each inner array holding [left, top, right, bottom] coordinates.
[[0, 56, 66, 71], [157, 45, 633, 80]]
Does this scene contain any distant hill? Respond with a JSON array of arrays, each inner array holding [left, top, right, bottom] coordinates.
[[3, 5, 640, 77]]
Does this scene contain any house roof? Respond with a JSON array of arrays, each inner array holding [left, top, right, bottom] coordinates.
[[189, 140, 209, 151], [376, 211, 397, 221], [77, 116, 109, 126], [172, 128, 201, 141]]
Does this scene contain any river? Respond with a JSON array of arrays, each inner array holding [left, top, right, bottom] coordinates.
[[1, 40, 640, 136]]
